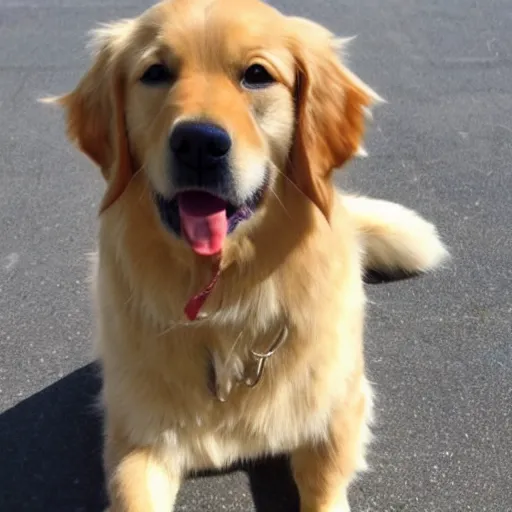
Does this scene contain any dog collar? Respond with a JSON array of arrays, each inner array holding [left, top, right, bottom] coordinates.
[[210, 323, 289, 402], [184, 260, 222, 321]]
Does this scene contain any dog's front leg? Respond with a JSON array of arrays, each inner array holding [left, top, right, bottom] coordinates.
[[104, 426, 181, 512], [291, 441, 352, 512], [290, 379, 372, 512]]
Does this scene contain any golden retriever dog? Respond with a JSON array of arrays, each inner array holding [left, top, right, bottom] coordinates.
[[48, 0, 448, 510]]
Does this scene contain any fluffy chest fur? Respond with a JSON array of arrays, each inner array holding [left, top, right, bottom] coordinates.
[[93, 177, 366, 473]]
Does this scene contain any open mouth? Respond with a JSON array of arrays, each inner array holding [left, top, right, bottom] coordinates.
[[155, 186, 266, 256]]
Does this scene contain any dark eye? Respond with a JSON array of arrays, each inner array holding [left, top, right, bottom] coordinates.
[[242, 64, 275, 89], [140, 63, 173, 85]]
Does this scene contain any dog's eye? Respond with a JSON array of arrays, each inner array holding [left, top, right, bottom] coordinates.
[[242, 64, 275, 89], [140, 63, 173, 85]]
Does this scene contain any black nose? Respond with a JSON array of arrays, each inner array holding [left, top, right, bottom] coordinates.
[[169, 121, 232, 169]]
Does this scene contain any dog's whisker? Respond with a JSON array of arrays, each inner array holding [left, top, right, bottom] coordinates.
[[275, 161, 312, 202], [267, 185, 292, 220]]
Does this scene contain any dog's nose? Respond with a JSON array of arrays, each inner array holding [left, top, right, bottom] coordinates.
[[170, 121, 232, 169]]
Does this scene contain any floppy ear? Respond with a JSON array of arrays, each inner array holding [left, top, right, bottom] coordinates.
[[48, 21, 135, 213], [287, 18, 383, 220]]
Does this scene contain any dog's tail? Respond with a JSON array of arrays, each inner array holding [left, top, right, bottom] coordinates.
[[343, 195, 449, 280]]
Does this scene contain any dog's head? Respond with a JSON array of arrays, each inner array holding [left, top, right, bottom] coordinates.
[[52, 0, 381, 256]]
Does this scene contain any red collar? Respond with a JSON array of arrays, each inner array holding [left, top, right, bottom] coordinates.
[[184, 260, 222, 321]]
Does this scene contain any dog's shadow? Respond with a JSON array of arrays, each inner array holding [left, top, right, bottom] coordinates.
[[0, 363, 299, 511]]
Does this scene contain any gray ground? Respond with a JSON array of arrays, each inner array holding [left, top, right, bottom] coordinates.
[[0, 0, 511, 511]]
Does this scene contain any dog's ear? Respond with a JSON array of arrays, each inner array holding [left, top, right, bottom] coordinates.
[[46, 21, 135, 212], [286, 18, 383, 221]]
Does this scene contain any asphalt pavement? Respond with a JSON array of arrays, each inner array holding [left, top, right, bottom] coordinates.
[[1, 0, 511, 511]]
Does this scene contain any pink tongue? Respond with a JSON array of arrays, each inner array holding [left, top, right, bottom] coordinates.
[[178, 191, 228, 256]]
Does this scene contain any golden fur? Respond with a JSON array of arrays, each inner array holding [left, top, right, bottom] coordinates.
[[48, 0, 448, 510]]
